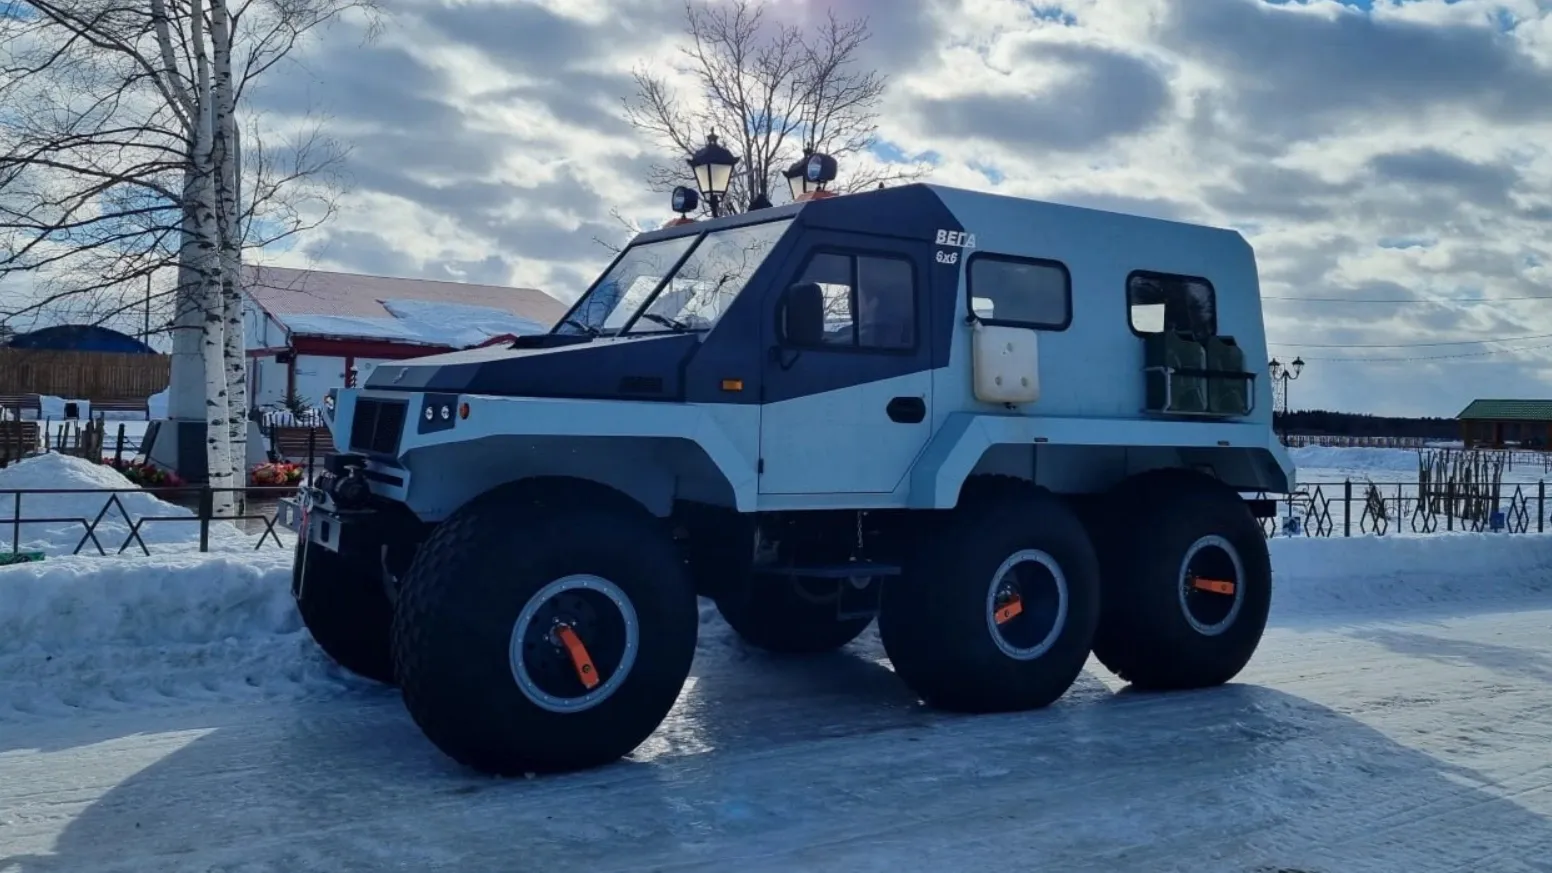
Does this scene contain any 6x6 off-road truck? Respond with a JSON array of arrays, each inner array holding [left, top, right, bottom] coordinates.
[[281, 181, 1296, 776]]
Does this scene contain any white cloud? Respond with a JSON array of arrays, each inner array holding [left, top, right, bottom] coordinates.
[[9, 0, 1552, 417]]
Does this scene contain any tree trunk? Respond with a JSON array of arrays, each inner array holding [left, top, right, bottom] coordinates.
[[189, 0, 235, 517], [211, 0, 247, 501]]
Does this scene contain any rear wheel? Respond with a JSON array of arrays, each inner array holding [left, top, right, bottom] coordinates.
[[292, 539, 396, 685], [1091, 472, 1273, 690], [878, 486, 1100, 712], [392, 489, 698, 776]]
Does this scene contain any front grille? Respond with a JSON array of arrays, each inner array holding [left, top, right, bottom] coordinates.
[[348, 397, 407, 455]]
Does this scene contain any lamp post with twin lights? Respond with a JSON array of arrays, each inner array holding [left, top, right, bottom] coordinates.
[[1268, 356, 1304, 444]]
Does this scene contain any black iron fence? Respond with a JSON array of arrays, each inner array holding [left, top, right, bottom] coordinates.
[[4, 477, 1549, 562], [1255, 479, 1551, 538], [0, 485, 296, 558]]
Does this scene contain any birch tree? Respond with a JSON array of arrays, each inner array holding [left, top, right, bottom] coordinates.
[[0, 0, 375, 511], [620, 0, 928, 220]]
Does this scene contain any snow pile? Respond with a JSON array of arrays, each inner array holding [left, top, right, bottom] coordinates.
[[283, 298, 548, 349], [0, 550, 364, 721], [1291, 446, 1423, 478], [1269, 532, 1552, 623], [0, 551, 298, 656], [0, 453, 251, 555]]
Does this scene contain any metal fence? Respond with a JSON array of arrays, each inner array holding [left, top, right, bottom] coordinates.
[[4, 476, 1548, 562], [1256, 479, 1552, 538], [1283, 434, 1438, 449], [1, 485, 296, 557]]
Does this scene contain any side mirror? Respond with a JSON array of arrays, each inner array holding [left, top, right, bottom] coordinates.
[[779, 282, 826, 346]]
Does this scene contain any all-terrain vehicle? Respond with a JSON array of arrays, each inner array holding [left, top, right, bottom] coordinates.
[[280, 180, 1296, 776]]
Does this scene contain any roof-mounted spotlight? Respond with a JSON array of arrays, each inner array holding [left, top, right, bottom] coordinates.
[[666, 185, 699, 227], [785, 146, 838, 203]]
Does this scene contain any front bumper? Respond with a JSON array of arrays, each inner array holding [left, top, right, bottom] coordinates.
[[279, 481, 383, 557], [279, 490, 348, 553]]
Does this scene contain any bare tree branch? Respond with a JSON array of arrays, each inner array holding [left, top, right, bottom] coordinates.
[[0, 0, 377, 340], [613, 0, 929, 244]]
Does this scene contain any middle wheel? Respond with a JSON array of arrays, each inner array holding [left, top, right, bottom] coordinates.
[[714, 575, 875, 654], [879, 487, 1101, 713]]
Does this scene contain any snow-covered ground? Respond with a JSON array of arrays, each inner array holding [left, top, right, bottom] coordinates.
[[2, 509, 1552, 870], [1273, 445, 1552, 536], [3, 445, 1552, 871], [1293, 444, 1552, 484]]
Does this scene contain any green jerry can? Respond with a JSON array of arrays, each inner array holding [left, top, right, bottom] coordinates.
[[1204, 335, 1250, 416], [1144, 331, 1208, 414]]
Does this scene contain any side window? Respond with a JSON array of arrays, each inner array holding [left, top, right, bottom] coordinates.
[[966, 255, 1071, 330], [789, 251, 916, 350], [1128, 272, 1216, 337]]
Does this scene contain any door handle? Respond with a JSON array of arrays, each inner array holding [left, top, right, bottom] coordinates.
[[886, 396, 926, 424]]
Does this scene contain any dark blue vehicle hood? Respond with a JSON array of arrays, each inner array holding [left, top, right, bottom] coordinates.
[[362, 332, 702, 402]]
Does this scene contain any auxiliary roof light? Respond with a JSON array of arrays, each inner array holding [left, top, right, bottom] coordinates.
[[666, 185, 700, 227], [784, 146, 838, 203]]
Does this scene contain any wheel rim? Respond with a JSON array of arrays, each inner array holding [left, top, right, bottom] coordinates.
[[508, 575, 640, 713], [1177, 535, 1245, 637], [985, 549, 1069, 660]]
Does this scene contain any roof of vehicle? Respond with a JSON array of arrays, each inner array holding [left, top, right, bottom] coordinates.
[[629, 183, 1243, 248]]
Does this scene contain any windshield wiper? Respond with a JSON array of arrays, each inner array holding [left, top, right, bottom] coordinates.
[[639, 312, 693, 332], [561, 318, 601, 337]]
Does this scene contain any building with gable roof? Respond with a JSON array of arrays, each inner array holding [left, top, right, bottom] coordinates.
[[242, 265, 568, 410]]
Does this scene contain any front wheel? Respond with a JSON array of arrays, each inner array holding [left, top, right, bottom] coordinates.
[[392, 491, 699, 776], [878, 487, 1100, 713], [292, 539, 396, 685]]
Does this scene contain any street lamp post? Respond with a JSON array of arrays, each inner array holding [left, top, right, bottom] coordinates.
[[687, 132, 738, 218], [1268, 356, 1304, 444]]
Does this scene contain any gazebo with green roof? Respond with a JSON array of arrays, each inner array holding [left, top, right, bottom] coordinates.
[[1456, 399, 1552, 449]]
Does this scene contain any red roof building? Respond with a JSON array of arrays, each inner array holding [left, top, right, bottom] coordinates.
[[241, 265, 568, 410]]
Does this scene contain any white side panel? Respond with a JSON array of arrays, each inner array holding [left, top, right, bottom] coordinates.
[[758, 372, 934, 495]]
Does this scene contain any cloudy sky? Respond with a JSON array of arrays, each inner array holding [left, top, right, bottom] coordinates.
[[244, 0, 1552, 418]]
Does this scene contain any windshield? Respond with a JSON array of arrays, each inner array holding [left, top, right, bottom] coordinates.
[[557, 217, 794, 336]]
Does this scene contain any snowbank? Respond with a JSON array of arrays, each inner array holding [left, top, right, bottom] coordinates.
[[0, 551, 359, 723], [0, 551, 297, 657], [0, 453, 252, 555], [1291, 446, 1423, 477], [1270, 532, 1552, 623]]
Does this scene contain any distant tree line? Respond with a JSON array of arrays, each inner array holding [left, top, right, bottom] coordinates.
[[1275, 409, 1460, 440]]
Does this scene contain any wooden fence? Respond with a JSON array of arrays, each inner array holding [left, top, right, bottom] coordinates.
[[0, 348, 169, 401]]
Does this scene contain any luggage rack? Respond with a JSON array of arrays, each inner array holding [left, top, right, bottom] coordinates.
[[1140, 329, 1259, 419], [1142, 365, 1259, 418]]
